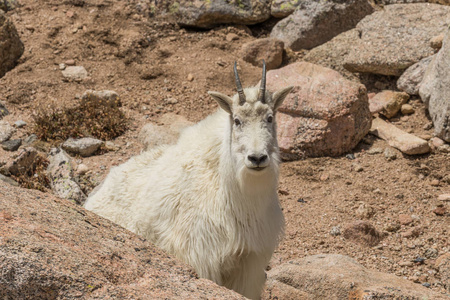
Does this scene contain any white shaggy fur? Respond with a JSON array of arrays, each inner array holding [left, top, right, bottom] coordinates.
[[84, 80, 293, 299]]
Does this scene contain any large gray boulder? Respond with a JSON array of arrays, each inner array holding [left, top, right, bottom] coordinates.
[[263, 254, 446, 299], [0, 9, 24, 78], [0, 181, 244, 299], [419, 27, 450, 142], [174, 0, 271, 28], [270, 0, 373, 51], [266, 62, 371, 160], [344, 4, 450, 76]]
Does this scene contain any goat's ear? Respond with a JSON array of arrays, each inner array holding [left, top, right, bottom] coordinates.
[[208, 91, 233, 114], [272, 86, 294, 111]]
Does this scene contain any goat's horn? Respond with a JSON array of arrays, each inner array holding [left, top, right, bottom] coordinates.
[[234, 62, 246, 105], [258, 60, 266, 103]]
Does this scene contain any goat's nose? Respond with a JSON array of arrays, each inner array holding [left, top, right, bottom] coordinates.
[[248, 154, 268, 165]]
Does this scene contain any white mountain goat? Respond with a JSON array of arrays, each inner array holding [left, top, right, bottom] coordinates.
[[84, 61, 293, 299]]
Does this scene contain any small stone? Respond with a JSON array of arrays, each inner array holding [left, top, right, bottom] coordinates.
[[430, 137, 444, 149], [430, 179, 440, 187], [383, 222, 400, 233], [398, 260, 414, 267], [384, 147, 397, 161], [352, 164, 363, 172], [66, 10, 74, 18], [76, 164, 89, 175], [330, 226, 341, 236], [6, 147, 39, 176], [430, 33, 444, 50], [0, 102, 10, 119], [62, 137, 103, 157], [187, 73, 194, 81], [437, 194, 450, 202], [401, 227, 421, 238], [370, 118, 430, 155], [0, 121, 15, 143], [398, 214, 413, 226], [423, 122, 433, 130], [59, 63, 66, 70], [226, 33, 239, 42], [438, 144, 450, 153], [65, 59, 75, 66], [367, 147, 383, 155], [319, 173, 329, 181], [2, 139, 21, 151], [369, 91, 409, 118], [104, 141, 120, 152], [346, 153, 355, 160], [417, 134, 432, 141], [165, 98, 178, 105], [356, 202, 375, 219], [24, 134, 38, 145], [424, 248, 438, 259], [433, 206, 446, 216], [401, 104, 414, 115], [62, 66, 88, 81], [14, 120, 27, 128]]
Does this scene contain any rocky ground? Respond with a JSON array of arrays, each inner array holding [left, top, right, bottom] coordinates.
[[0, 0, 449, 299]]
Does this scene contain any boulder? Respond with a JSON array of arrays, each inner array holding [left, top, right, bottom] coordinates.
[[240, 38, 284, 70], [138, 113, 193, 151], [369, 90, 410, 118], [0, 9, 24, 78], [62, 137, 103, 157], [270, 0, 301, 18], [263, 254, 446, 299], [46, 148, 86, 204], [303, 29, 361, 80], [419, 28, 450, 142], [370, 117, 430, 155], [397, 55, 434, 96], [0, 181, 244, 299], [270, 0, 373, 51], [175, 0, 271, 28], [266, 62, 371, 159], [344, 4, 450, 76]]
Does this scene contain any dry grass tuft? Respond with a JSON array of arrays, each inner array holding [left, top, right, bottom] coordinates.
[[32, 97, 128, 142]]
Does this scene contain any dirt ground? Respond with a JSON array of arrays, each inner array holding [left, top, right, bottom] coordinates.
[[0, 0, 449, 295]]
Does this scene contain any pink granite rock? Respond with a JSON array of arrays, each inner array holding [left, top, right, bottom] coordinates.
[[266, 62, 371, 159]]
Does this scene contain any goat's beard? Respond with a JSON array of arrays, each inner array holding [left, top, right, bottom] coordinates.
[[235, 153, 280, 196]]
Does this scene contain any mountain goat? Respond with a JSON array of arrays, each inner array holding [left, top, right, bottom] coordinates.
[[84, 61, 293, 299]]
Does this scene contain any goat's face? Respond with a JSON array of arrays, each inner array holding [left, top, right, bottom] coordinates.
[[208, 62, 293, 175]]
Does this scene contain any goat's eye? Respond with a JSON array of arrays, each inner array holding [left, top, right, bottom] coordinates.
[[267, 116, 273, 123], [234, 118, 241, 126]]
